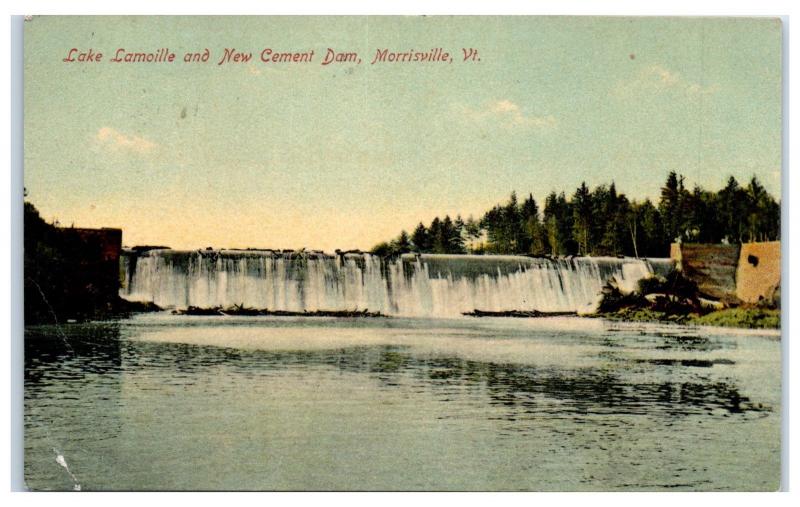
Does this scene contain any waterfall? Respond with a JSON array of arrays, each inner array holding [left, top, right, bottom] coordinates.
[[120, 249, 674, 317]]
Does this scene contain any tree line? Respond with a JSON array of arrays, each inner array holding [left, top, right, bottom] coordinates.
[[371, 172, 780, 258]]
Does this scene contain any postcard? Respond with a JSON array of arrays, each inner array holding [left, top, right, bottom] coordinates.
[[22, 16, 782, 491]]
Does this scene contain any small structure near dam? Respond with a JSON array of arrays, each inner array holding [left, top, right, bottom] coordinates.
[[670, 241, 781, 305], [24, 216, 123, 323]]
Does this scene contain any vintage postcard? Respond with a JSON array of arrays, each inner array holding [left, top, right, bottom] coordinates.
[[22, 16, 782, 491]]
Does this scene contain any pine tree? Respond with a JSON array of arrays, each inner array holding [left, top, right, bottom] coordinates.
[[521, 193, 547, 254], [572, 182, 592, 255], [411, 222, 431, 253], [717, 176, 747, 243], [659, 171, 686, 243], [394, 230, 411, 253], [377, 172, 779, 259]]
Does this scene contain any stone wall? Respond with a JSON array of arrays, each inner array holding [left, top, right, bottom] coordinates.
[[671, 241, 781, 305], [670, 243, 740, 303], [736, 241, 781, 304]]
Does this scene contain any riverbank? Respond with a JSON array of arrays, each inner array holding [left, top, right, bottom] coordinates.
[[596, 306, 780, 329], [590, 267, 781, 330]]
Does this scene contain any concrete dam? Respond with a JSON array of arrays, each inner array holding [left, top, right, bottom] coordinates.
[[120, 249, 675, 318]]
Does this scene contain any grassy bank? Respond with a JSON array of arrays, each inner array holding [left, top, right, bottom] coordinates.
[[687, 307, 780, 329], [598, 307, 780, 329]]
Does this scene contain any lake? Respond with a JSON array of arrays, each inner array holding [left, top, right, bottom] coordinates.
[[24, 314, 781, 491]]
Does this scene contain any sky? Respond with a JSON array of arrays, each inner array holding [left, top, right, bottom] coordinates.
[[24, 16, 782, 251]]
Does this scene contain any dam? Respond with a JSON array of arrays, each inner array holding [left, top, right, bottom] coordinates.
[[120, 249, 674, 318]]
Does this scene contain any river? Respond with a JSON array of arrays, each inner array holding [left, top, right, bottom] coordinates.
[[24, 314, 780, 491]]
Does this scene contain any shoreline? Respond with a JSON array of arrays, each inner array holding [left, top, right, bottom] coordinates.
[[592, 307, 780, 330], [25, 304, 780, 332]]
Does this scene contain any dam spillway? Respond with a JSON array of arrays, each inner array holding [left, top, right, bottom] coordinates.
[[120, 250, 675, 318]]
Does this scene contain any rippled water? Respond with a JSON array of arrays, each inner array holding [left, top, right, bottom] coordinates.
[[24, 315, 781, 491]]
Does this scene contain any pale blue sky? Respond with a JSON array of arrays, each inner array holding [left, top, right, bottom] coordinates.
[[25, 16, 782, 251]]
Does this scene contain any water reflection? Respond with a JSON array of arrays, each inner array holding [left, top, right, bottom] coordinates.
[[27, 326, 769, 421], [25, 323, 123, 378], [24, 319, 780, 491]]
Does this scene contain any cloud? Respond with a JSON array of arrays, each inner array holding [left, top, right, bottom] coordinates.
[[615, 64, 718, 97], [460, 99, 557, 129], [94, 127, 157, 154], [489, 99, 520, 114]]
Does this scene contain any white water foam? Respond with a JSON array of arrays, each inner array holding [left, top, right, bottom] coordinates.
[[120, 251, 673, 318]]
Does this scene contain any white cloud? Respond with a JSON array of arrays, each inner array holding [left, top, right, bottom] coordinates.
[[647, 64, 681, 87], [460, 100, 557, 129], [94, 127, 157, 154], [489, 99, 520, 114], [615, 64, 718, 97]]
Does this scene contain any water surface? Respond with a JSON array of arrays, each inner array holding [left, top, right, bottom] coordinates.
[[25, 315, 781, 491]]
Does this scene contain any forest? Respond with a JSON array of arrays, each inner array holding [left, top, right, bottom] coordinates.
[[371, 172, 781, 258]]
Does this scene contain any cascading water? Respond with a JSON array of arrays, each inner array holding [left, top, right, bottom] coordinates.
[[120, 249, 675, 318]]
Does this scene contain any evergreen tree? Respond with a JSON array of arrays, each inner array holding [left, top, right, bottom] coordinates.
[[440, 215, 460, 254], [659, 171, 689, 243], [543, 192, 560, 256], [685, 186, 720, 243], [520, 193, 547, 254], [503, 192, 523, 253], [378, 172, 779, 259], [449, 215, 467, 253], [411, 222, 431, 252], [603, 186, 632, 256], [717, 176, 748, 243], [463, 215, 483, 252], [430, 217, 445, 253], [745, 176, 781, 242], [394, 230, 411, 253], [543, 191, 573, 256], [572, 182, 592, 255]]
